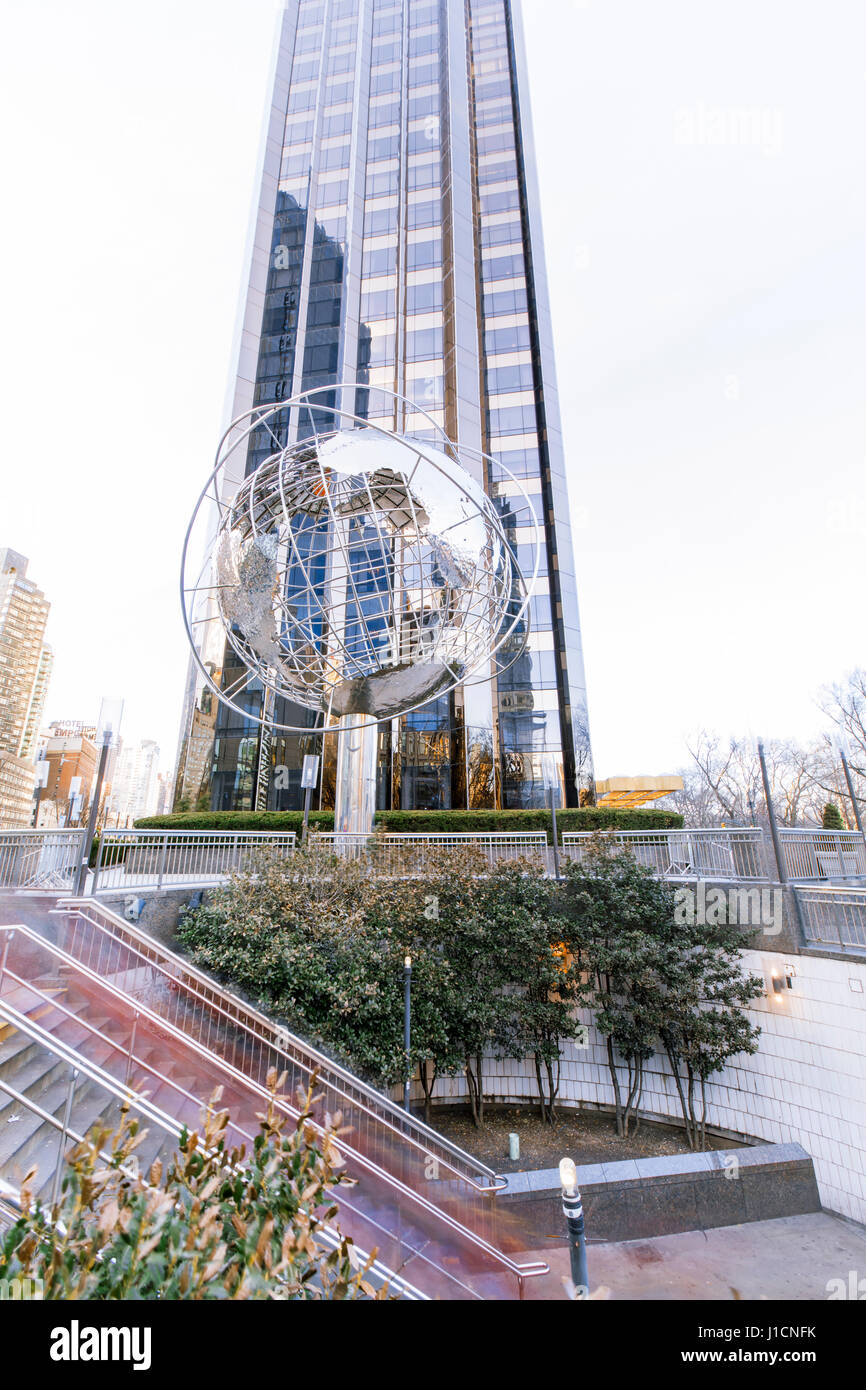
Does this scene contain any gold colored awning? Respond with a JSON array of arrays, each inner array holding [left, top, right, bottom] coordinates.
[[595, 775, 684, 809]]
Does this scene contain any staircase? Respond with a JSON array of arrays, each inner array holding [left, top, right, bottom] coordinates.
[[0, 899, 550, 1299]]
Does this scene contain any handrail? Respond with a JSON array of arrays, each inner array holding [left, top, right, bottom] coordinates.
[[3, 922, 547, 1290], [0, 998, 428, 1300], [0, 994, 189, 1147], [54, 897, 507, 1193], [0, 959, 256, 1149]]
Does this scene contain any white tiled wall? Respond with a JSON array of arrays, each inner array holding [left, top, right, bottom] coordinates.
[[415, 951, 866, 1224]]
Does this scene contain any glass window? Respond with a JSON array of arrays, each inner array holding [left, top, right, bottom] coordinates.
[[407, 326, 444, 359], [364, 205, 398, 236], [482, 252, 525, 280], [481, 218, 523, 249], [368, 134, 400, 161], [480, 187, 520, 215], [407, 279, 443, 313], [361, 289, 396, 320], [489, 403, 537, 436], [484, 286, 528, 317], [408, 159, 440, 191], [407, 238, 442, 270], [370, 98, 400, 126], [487, 361, 534, 393], [362, 245, 397, 276]]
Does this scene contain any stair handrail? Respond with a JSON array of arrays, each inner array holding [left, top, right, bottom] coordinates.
[[2, 925, 549, 1291], [0, 958, 254, 1146], [54, 897, 508, 1193], [0, 998, 428, 1300]]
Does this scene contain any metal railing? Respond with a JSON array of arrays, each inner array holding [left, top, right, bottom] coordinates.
[[562, 828, 769, 881], [314, 831, 549, 873], [0, 830, 85, 890], [92, 829, 298, 893], [779, 830, 866, 882], [39, 899, 547, 1295], [795, 886, 866, 952], [4, 825, 866, 895], [0, 988, 426, 1298], [50, 898, 504, 1193]]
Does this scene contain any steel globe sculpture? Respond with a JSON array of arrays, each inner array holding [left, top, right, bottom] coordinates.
[[182, 389, 540, 833]]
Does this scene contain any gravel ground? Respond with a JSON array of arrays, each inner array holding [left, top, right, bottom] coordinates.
[[426, 1105, 742, 1172]]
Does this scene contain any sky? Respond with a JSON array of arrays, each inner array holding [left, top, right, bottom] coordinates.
[[1, 0, 864, 780]]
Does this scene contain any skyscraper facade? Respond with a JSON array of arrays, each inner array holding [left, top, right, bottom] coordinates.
[[175, 0, 593, 814], [0, 549, 53, 828]]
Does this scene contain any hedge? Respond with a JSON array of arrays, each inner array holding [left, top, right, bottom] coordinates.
[[135, 807, 683, 839]]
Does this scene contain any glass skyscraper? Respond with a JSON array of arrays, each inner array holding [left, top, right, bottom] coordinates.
[[175, 0, 594, 814]]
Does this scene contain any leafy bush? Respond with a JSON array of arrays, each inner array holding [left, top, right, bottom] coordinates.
[[136, 806, 683, 838], [177, 840, 581, 1125], [0, 1077, 384, 1300], [559, 840, 763, 1149]]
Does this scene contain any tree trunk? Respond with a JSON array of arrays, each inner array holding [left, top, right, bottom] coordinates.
[[623, 1056, 644, 1139], [606, 1035, 624, 1136], [534, 1052, 546, 1123], [545, 1056, 559, 1126], [665, 1044, 695, 1150], [464, 1054, 484, 1128], [420, 1059, 438, 1123]]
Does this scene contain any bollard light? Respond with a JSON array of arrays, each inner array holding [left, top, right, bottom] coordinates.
[[559, 1157, 578, 1195], [403, 955, 412, 1113], [560, 1155, 589, 1299]]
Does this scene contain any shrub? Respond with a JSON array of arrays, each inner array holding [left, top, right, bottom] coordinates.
[[136, 806, 683, 839], [0, 1077, 384, 1300], [176, 841, 581, 1125]]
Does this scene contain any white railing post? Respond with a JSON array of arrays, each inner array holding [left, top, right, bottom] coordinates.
[[157, 834, 169, 891]]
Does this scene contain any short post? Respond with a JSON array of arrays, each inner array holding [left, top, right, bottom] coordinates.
[[403, 954, 412, 1113], [559, 1157, 589, 1299], [550, 786, 562, 882]]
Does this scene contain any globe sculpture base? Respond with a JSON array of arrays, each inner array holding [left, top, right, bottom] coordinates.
[[334, 714, 379, 839]]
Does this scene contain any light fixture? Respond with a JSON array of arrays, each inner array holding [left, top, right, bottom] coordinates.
[[559, 1156, 578, 1196]]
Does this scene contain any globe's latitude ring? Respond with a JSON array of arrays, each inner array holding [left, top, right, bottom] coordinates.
[[181, 387, 542, 735]]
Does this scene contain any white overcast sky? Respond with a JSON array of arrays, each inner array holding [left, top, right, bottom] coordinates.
[[1, 0, 864, 777]]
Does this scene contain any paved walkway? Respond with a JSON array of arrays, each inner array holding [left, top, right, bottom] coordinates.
[[525, 1212, 866, 1300]]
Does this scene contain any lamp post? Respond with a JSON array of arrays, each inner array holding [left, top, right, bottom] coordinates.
[[559, 1157, 589, 1299], [758, 738, 806, 946], [74, 700, 123, 897], [403, 955, 412, 1113], [839, 743, 865, 840]]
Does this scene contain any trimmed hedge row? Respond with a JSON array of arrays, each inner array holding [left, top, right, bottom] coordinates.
[[135, 807, 683, 837]]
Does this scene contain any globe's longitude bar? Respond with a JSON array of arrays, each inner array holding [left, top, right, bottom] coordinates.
[[174, 0, 593, 814]]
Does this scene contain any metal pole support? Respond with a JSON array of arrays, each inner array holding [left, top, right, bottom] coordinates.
[[403, 956, 412, 1113], [75, 738, 111, 897], [550, 786, 561, 882], [758, 740, 807, 947], [562, 1186, 589, 1298], [841, 749, 865, 840]]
